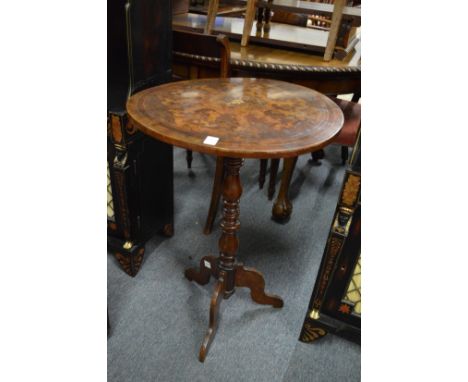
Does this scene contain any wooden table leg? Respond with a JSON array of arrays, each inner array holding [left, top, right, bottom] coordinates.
[[186, 157, 283, 362], [235, 265, 283, 307], [203, 156, 225, 235], [272, 156, 298, 222], [241, 0, 256, 46], [199, 271, 226, 362]]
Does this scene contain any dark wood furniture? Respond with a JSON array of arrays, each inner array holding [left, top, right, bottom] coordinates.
[[299, 131, 360, 344], [311, 96, 361, 165], [127, 77, 344, 361], [172, 17, 360, 222], [107, 0, 174, 277], [173, 14, 361, 95]]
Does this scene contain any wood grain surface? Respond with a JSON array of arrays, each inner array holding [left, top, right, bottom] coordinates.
[[126, 77, 344, 159]]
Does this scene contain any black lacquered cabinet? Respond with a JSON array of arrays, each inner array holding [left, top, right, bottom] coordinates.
[[299, 132, 361, 344], [107, 0, 174, 276]]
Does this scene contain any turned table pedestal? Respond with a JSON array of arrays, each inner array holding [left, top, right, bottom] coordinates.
[[126, 77, 343, 362]]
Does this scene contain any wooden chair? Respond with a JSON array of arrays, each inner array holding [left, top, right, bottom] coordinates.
[[241, 0, 349, 61], [311, 96, 361, 165], [265, 96, 361, 204], [204, 95, 360, 233], [172, 30, 231, 169]]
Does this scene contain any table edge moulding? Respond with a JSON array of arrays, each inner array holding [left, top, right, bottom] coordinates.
[[127, 77, 344, 159]]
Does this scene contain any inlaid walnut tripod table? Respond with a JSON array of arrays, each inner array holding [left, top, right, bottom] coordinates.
[[126, 77, 344, 362]]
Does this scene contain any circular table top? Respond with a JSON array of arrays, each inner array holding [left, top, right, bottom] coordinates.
[[126, 78, 344, 159]]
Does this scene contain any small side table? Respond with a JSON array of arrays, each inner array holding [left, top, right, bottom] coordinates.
[[127, 78, 343, 361]]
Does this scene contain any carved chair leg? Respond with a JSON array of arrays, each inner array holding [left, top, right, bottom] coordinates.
[[199, 273, 226, 362], [272, 156, 298, 222], [186, 149, 193, 169], [235, 265, 283, 308], [259, 159, 267, 189], [185, 255, 219, 285], [204, 156, 225, 235], [341, 146, 349, 165], [264, 1, 273, 32], [268, 158, 280, 200]]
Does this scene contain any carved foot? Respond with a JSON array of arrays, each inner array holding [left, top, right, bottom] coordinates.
[[185, 255, 218, 285], [114, 245, 145, 277], [199, 273, 226, 362], [235, 265, 283, 308], [299, 321, 328, 343], [272, 197, 292, 222]]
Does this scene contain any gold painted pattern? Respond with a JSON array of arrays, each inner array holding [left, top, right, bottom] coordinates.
[[341, 173, 360, 207], [301, 323, 327, 342], [107, 163, 115, 221]]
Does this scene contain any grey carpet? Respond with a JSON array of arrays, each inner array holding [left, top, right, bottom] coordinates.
[[108, 146, 360, 382]]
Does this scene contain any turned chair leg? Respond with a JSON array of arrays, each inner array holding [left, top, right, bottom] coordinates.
[[204, 156, 225, 234], [268, 158, 280, 200], [186, 149, 193, 169], [264, 1, 273, 32], [341, 146, 349, 165], [256, 7, 264, 30], [259, 159, 267, 189], [310, 149, 325, 164]]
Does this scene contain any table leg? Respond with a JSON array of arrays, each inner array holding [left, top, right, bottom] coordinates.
[[203, 156, 225, 235], [235, 265, 283, 307], [272, 157, 298, 222], [199, 271, 225, 362], [186, 157, 283, 362]]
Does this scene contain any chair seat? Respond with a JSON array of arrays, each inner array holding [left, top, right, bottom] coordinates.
[[330, 97, 361, 147]]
